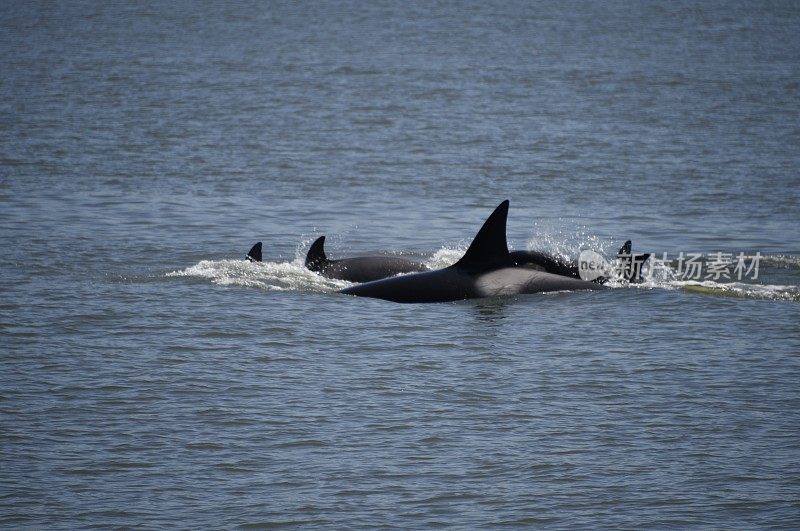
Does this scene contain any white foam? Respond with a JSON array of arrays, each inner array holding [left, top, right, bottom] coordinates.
[[626, 260, 800, 300], [426, 247, 465, 269], [525, 220, 613, 265], [167, 259, 351, 292]]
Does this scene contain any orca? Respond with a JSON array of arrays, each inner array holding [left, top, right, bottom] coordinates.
[[304, 236, 429, 283], [340, 200, 607, 303], [511, 241, 650, 284]]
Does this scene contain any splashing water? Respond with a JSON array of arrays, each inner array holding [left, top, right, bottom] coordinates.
[[168, 235, 800, 303], [427, 247, 466, 269], [526, 219, 613, 265], [167, 259, 352, 292], [524, 223, 800, 301]]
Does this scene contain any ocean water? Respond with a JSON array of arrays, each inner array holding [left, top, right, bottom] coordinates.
[[2, 1, 800, 528]]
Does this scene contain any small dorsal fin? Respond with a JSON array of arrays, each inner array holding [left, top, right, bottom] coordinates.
[[454, 200, 511, 270], [305, 236, 329, 270], [616, 240, 650, 283], [246, 242, 262, 262]]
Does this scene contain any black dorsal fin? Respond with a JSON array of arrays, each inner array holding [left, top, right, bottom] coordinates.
[[616, 240, 650, 283], [246, 242, 262, 262], [454, 200, 511, 270], [305, 236, 329, 271]]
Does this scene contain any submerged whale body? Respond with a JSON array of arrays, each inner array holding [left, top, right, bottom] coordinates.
[[304, 236, 428, 283], [340, 200, 606, 303], [244, 238, 427, 283], [510, 242, 650, 284], [509, 249, 580, 278]]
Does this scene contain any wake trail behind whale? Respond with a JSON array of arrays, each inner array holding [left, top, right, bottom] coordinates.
[[167, 259, 352, 292]]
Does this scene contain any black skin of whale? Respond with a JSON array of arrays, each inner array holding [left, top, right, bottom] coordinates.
[[245, 214, 647, 292], [246, 238, 427, 283], [304, 236, 428, 283], [248, 241, 579, 279], [246, 240, 580, 280], [509, 249, 579, 278], [341, 200, 610, 303], [510, 241, 650, 284], [246, 242, 262, 263]]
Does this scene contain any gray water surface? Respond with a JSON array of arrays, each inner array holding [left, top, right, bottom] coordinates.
[[2, 1, 800, 528]]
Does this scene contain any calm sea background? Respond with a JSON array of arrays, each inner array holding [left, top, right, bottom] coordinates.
[[2, 1, 800, 528]]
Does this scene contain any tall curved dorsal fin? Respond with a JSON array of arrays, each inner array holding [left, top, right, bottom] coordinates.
[[305, 236, 329, 270], [454, 200, 511, 270], [246, 242, 262, 262]]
